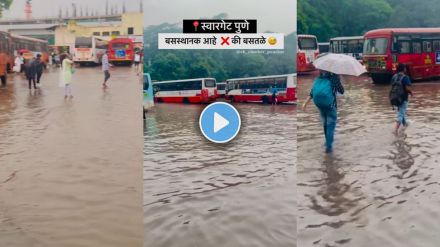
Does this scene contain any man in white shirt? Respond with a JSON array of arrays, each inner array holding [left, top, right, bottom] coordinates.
[[102, 51, 111, 88]]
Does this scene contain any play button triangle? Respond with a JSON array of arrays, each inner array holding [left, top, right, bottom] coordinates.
[[214, 112, 229, 133]]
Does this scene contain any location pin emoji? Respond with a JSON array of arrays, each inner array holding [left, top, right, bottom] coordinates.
[[193, 21, 199, 32]]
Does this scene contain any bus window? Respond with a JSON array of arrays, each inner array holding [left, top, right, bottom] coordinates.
[[434, 40, 440, 51], [412, 41, 422, 54], [298, 37, 317, 50], [203, 79, 215, 88], [364, 38, 388, 55], [75, 37, 92, 48], [423, 41, 432, 53], [399, 41, 411, 54]]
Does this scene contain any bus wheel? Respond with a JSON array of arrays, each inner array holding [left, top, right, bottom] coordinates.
[[183, 97, 190, 104], [261, 96, 269, 104], [157, 98, 163, 103], [6, 64, 11, 73], [230, 96, 235, 103]]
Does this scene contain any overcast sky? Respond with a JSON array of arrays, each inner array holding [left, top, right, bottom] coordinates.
[[144, 0, 296, 34], [3, 0, 143, 19]]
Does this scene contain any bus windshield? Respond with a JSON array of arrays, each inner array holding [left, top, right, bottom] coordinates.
[[204, 79, 216, 88], [364, 38, 388, 55], [217, 84, 226, 90], [75, 37, 92, 48], [298, 37, 317, 50], [112, 43, 129, 50]]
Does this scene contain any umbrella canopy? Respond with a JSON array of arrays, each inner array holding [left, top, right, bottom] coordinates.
[[313, 53, 367, 76]]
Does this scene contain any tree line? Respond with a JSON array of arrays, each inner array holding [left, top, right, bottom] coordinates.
[[143, 14, 296, 82], [298, 0, 440, 42]]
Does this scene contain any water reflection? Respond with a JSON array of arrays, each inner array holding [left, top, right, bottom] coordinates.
[[0, 67, 143, 247], [144, 103, 296, 247], [298, 74, 440, 247]]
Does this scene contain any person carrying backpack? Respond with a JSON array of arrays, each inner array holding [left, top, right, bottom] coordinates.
[[302, 70, 344, 153], [390, 63, 412, 135]]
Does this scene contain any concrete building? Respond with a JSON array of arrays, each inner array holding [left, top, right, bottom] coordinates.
[[55, 12, 143, 50], [0, 12, 143, 49]]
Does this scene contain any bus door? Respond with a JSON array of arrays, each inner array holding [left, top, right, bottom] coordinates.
[[422, 40, 435, 78], [410, 39, 424, 79]]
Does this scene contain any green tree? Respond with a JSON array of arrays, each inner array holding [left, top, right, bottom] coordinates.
[[0, 0, 12, 17]]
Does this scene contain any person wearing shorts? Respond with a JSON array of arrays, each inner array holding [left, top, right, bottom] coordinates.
[[102, 51, 110, 88]]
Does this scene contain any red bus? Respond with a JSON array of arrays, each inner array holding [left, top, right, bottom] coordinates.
[[153, 78, 217, 103], [108, 38, 134, 65], [364, 28, 440, 83], [225, 74, 297, 104], [297, 34, 319, 73]]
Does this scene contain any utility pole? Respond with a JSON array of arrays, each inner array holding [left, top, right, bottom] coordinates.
[[105, 0, 109, 15]]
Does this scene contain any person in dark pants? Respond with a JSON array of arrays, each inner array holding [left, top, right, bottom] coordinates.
[[25, 58, 37, 89], [302, 71, 344, 153], [35, 54, 46, 85]]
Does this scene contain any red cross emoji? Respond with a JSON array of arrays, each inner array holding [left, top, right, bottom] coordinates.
[[221, 36, 230, 45]]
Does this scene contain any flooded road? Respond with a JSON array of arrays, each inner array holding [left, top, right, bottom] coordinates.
[[298, 73, 440, 247], [0, 66, 143, 247], [144, 102, 296, 247]]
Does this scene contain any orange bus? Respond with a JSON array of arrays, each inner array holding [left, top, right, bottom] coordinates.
[[297, 34, 319, 73], [108, 38, 134, 65], [11, 34, 49, 63], [363, 28, 440, 83], [0, 31, 13, 84]]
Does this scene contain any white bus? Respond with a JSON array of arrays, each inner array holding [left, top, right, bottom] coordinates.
[[153, 78, 217, 103], [226, 74, 297, 104], [329, 36, 364, 62], [297, 34, 319, 72], [216, 82, 226, 97], [73, 36, 108, 65]]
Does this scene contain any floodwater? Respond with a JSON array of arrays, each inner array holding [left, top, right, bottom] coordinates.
[[298, 73, 440, 247], [0, 66, 143, 247], [144, 102, 296, 247]]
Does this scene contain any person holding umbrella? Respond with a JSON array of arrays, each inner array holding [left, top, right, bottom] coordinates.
[[302, 53, 366, 153]]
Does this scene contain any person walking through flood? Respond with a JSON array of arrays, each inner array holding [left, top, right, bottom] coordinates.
[[35, 54, 46, 85], [0, 53, 7, 86], [25, 57, 38, 90], [134, 51, 141, 75], [271, 85, 278, 105], [302, 70, 344, 153], [61, 54, 74, 99], [14, 53, 24, 73], [102, 50, 111, 88], [389, 63, 412, 135]]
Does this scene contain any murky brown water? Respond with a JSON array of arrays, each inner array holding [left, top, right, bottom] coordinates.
[[0, 66, 143, 247], [298, 73, 440, 247], [144, 102, 296, 247]]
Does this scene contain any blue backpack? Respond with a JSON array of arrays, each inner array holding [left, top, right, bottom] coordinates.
[[311, 77, 334, 111]]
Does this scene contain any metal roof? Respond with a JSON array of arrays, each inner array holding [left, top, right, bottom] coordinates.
[[0, 23, 58, 31], [330, 36, 364, 41]]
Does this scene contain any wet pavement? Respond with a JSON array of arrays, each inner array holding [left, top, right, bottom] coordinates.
[[144, 102, 296, 247], [0, 66, 143, 247], [298, 73, 440, 247]]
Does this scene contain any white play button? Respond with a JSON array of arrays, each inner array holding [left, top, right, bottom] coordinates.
[[213, 112, 229, 133]]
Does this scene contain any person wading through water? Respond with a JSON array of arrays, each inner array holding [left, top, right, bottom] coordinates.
[[389, 63, 412, 135], [302, 70, 344, 153]]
